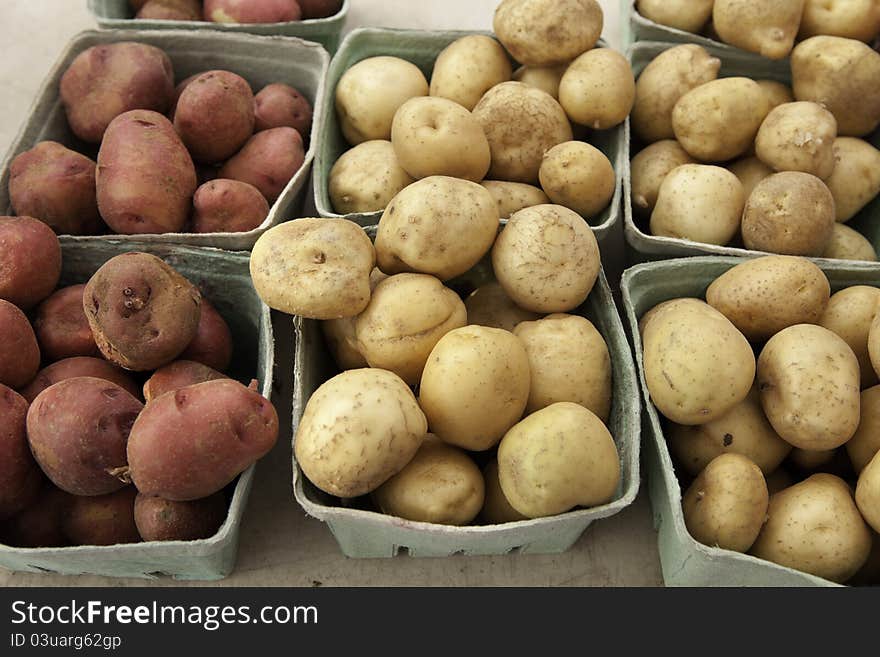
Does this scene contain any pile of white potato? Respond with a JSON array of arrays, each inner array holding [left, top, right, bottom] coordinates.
[[637, 0, 880, 60], [641, 255, 880, 584], [328, 0, 634, 224], [631, 37, 880, 259]]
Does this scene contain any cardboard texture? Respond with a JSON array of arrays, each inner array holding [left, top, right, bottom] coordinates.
[[313, 28, 625, 244], [87, 0, 349, 52], [290, 226, 641, 558], [0, 29, 329, 250], [623, 40, 880, 263], [620, 255, 880, 587], [0, 241, 274, 581]]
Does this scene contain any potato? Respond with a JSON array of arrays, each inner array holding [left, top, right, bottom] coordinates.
[[848, 386, 880, 473], [218, 127, 305, 202], [492, 204, 600, 313], [390, 97, 490, 182], [0, 216, 62, 310], [429, 35, 512, 111], [741, 172, 836, 256], [321, 269, 387, 371], [0, 486, 71, 548], [480, 459, 527, 524], [136, 0, 201, 20], [791, 36, 880, 137], [514, 314, 611, 421], [355, 274, 466, 386], [493, 0, 602, 66], [472, 82, 572, 184], [672, 78, 770, 162], [419, 326, 530, 452], [850, 530, 880, 586], [298, 0, 342, 19], [819, 286, 880, 388], [96, 109, 197, 234], [649, 164, 744, 245], [128, 379, 278, 500], [143, 360, 227, 402], [63, 487, 140, 546], [134, 492, 227, 541], [335, 56, 429, 145], [250, 218, 375, 319], [295, 368, 427, 498], [631, 44, 720, 143], [512, 64, 566, 99], [254, 83, 312, 136], [825, 138, 880, 222], [465, 281, 541, 332], [631, 141, 695, 215], [84, 252, 202, 371], [756, 80, 795, 109], [558, 48, 635, 130], [375, 177, 498, 281], [174, 70, 255, 164], [191, 179, 269, 233], [755, 102, 837, 180], [33, 285, 99, 361], [713, 0, 805, 60], [751, 473, 871, 583], [0, 385, 42, 519], [329, 141, 414, 215], [758, 324, 860, 450], [683, 453, 769, 553], [857, 451, 880, 532], [498, 402, 620, 518], [706, 256, 830, 342], [638, 297, 705, 337], [59, 42, 174, 143], [867, 308, 880, 381], [373, 438, 484, 526], [9, 141, 102, 235], [799, 0, 880, 43], [538, 141, 615, 219], [19, 357, 141, 404], [27, 377, 143, 496], [636, 0, 713, 33], [179, 298, 234, 371], [480, 181, 549, 218], [789, 447, 837, 471], [204, 0, 301, 23], [669, 388, 792, 477], [642, 299, 755, 425], [0, 300, 40, 389], [727, 156, 774, 201], [824, 217, 878, 261]]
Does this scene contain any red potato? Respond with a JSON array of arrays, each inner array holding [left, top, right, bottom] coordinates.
[[169, 73, 199, 120], [134, 492, 227, 541], [204, 0, 302, 23], [174, 70, 256, 164], [63, 487, 140, 546], [59, 42, 175, 143], [218, 127, 305, 202], [96, 110, 198, 235], [19, 357, 141, 404], [9, 141, 103, 235], [191, 179, 269, 233], [33, 285, 100, 361], [0, 385, 42, 519], [129, 0, 149, 10], [143, 360, 228, 402], [179, 297, 234, 370], [137, 0, 202, 20], [298, 0, 342, 19], [0, 486, 71, 548], [254, 83, 313, 136], [0, 216, 62, 310], [127, 379, 279, 500], [0, 300, 40, 390]]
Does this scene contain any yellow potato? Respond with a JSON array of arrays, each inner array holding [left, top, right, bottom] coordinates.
[[464, 281, 541, 332], [755, 79, 795, 110], [636, 0, 713, 33], [390, 96, 490, 182], [649, 164, 744, 245], [822, 224, 879, 262], [755, 102, 838, 180], [538, 141, 615, 219], [789, 447, 836, 471], [847, 386, 880, 473], [631, 140, 695, 215], [497, 402, 620, 518], [713, 0, 805, 60], [329, 140, 414, 214], [514, 313, 611, 420], [558, 48, 635, 130], [631, 44, 721, 143], [819, 285, 880, 388], [682, 453, 769, 553], [419, 325, 530, 452], [705, 255, 831, 342], [825, 137, 880, 222], [758, 324, 861, 450], [335, 56, 429, 145], [294, 368, 427, 498], [480, 459, 527, 524], [321, 268, 388, 370], [799, 0, 880, 43], [429, 35, 512, 111], [867, 306, 880, 380], [727, 156, 774, 200], [857, 450, 880, 533], [512, 64, 566, 99], [481, 181, 550, 218], [638, 297, 705, 337], [751, 473, 872, 583]]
